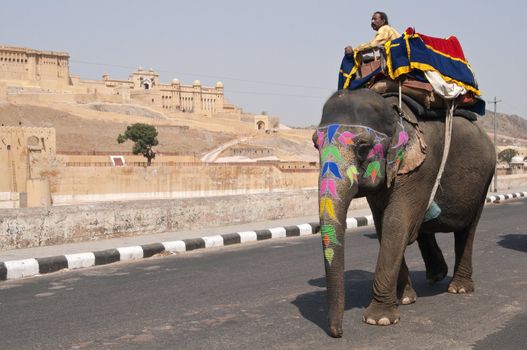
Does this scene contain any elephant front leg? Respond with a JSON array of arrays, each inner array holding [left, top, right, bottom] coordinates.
[[370, 206, 416, 306], [363, 216, 412, 325]]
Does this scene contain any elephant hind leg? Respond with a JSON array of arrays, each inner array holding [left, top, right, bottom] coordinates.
[[397, 257, 416, 305], [417, 233, 448, 283], [448, 201, 485, 294]]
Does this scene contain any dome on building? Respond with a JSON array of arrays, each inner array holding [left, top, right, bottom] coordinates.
[[193, 80, 201, 86], [138, 66, 143, 71], [171, 78, 180, 85], [215, 81, 224, 88]]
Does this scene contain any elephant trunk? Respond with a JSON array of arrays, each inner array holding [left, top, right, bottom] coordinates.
[[320, 180, 356, 337]]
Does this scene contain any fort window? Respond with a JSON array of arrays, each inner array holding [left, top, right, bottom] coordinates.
[[27, 136, 39, 147]]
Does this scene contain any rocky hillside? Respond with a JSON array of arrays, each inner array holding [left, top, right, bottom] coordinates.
[[0, 102, 236, 154], [476, 111, 527, 147], [0, 101, 317, 160]]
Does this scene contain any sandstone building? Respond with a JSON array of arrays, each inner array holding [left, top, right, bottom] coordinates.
[[0, 126, 55, 208], [0, 45, 288, 208], [0, 45, 227, 114]]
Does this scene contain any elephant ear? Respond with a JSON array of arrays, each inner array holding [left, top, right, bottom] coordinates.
[[386, 104, 427, 188]]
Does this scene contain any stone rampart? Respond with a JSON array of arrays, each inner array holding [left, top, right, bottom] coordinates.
[[36, 163, 318, 205], [0, 189, 361, 251]]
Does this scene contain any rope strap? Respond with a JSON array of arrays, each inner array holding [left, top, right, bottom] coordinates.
[[427, 101, 455, 208]]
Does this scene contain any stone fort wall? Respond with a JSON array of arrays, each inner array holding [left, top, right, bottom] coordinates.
[[0, 45, 70, 88], [0, 126, 56, 193], [39, 161, 318, 205]]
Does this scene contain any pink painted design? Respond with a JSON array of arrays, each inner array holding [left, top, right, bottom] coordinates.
[[317, 131, 325, 147], [338, 131, 356, 145], [367, 143, 384, 159], [392, 130, 409, 149], [320, 178, 337, 198]]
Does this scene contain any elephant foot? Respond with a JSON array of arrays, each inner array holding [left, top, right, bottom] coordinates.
[[327, 321, 343, 338], [362, 301, 400, 326], [447, 278, 474, 294], [426, 260, 448, 284], [398, 284, 417, 305]]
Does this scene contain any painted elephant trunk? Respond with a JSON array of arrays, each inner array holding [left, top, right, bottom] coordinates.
[[319, 178, 356, 338], [319, 146, 358, 338]]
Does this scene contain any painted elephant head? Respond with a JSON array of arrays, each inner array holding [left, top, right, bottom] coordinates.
[[312, 89, 412, 337]]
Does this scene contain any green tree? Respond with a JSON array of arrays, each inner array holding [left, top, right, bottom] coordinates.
[[498, 148, 518, 165], [117, 123, 159, 166]]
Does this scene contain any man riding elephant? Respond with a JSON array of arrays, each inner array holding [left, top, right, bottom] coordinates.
[[344, 11, 400, 56]]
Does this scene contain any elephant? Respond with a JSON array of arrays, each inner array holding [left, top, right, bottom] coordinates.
[[313, 88, 496, 337]]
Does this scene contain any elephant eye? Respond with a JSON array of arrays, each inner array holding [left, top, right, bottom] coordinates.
[[356, 142, 370, 160]]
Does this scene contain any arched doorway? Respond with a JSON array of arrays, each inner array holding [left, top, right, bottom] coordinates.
[[256, 120, 266, 131]]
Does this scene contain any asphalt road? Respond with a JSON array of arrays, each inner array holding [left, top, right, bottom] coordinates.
[[0, 200, 526, 350]]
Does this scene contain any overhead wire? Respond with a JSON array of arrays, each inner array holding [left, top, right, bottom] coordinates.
[[70, 59, 330, 92]]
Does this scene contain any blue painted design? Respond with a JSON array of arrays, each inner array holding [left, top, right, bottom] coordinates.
[[327, 124, 339, 144], [321, 161, 342, 179]]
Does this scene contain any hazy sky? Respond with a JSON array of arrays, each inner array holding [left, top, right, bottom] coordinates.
[[0, 1, 524, 126]]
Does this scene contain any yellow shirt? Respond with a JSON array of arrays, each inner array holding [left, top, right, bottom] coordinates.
[[355, 25, 401, 52]]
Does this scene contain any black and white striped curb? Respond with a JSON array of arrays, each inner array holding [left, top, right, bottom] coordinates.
[[0, 216, 374, 281], [486, 191, 527, 203]]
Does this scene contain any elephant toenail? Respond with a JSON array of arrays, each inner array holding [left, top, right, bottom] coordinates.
[[459, 288, 466, 293], [393, 318, 399, 324], [366, 318, 377, 325], [402, 297, 410, 304], [378, 317, 390, 326]]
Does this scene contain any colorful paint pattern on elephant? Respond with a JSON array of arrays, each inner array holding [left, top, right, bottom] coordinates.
[[317, 124, 368, 264], [317, 122, 409, 265], [317, 126, 347, 264], [389, 120, 410, 174]]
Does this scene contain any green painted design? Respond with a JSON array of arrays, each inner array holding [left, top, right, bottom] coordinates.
[[324, 247, 335, 264], [346, 165, 359, 185], [363, 160, 381, 179], [321, 224, 341, 245], [322, 145, 343, 162], [396, 148, 405, 161]]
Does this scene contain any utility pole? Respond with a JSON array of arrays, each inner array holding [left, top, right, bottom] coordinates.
[[488, 97, 501, 192]]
